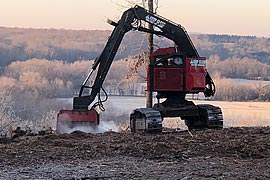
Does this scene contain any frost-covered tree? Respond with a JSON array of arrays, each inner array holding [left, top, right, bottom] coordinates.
[[0, 89, 18, 137]]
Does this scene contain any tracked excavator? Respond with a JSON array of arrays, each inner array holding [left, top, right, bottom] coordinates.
[[57, 5, 223, 133]]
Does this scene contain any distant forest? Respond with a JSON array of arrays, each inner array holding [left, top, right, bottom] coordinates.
[[0, 27, 270, 66]]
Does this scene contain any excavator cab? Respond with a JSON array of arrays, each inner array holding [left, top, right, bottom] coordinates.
[[148, 47, 207, 95]]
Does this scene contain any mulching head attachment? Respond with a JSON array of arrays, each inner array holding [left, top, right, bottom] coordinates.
[[56, 109, 99, 133]]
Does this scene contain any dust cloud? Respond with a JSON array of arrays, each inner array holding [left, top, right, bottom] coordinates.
[[57, 120, 119, 134]]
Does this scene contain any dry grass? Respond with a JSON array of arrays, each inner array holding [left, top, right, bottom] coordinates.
[[162, 117, 188, 130], [162, 100, 270, 129], [194, 100, 270, 127]]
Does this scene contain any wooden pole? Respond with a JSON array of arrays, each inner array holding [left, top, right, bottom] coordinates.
[[146, 0, 154, 108]]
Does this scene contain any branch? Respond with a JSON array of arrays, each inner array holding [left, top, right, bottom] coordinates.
[[154, 0, 159, 13]]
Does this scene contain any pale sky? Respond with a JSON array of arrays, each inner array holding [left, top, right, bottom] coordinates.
[[0, 0, 269, 37]]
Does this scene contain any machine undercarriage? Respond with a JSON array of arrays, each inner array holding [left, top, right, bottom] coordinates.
[[154, 95, 223, 130], [130, 94, 223, 132]]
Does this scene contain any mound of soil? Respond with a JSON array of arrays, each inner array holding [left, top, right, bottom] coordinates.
[[0, 127, 269, 179]]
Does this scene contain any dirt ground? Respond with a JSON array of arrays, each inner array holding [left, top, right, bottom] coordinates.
[[0, 127, 269, 180]]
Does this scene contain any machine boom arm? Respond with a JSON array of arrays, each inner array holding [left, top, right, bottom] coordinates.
[[73, 5, 199, 110]]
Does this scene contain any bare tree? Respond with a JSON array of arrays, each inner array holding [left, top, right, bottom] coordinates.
[[0, 89, 19, 137]]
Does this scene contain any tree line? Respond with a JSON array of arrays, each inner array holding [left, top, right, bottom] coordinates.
[[207, 55, 270, 80], [1, 57, 269, 101], [211, 72, 270, 101], [0, 27, 270, 66]]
